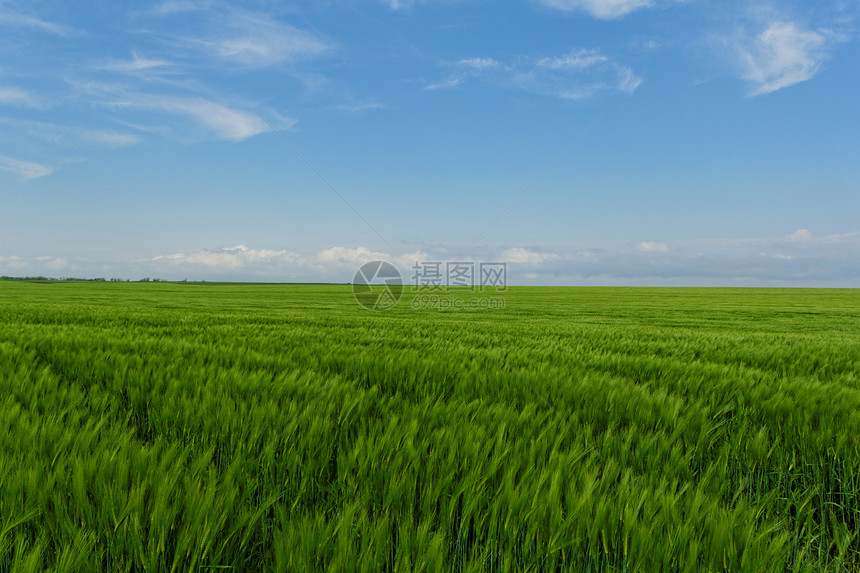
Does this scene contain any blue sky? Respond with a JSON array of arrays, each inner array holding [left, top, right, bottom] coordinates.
[[1, 0, 858, 286]]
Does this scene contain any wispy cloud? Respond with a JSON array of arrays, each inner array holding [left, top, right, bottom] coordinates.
[[0, 117, 141, 150], [0, 87, 38, 107], [102, 53, 171, 73], [537, 49, 609, 69], [154, 98, 267, 141], [617, 66, 643, 94], [0, 9, 74, 36], [209, 22, 329, 67], [0, 154, 53, 180], [738, 21, 832, 96], [534, 0, 673, 20], [428, 49, 642, 99], [331, 102, 385, 114], [1, 2, 321, 164], [3, 79, 270, 144], [108, 95, 269, 141], [382, 0, 462, 11], [458, 57, 501, 69], [153, 5, 332, 68], [82, 131, 141, 147], [425, 75, 466, 91]]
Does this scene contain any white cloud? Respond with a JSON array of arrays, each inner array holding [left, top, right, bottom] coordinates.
[[1, 4, 319, 157], [637, 241, 669, 252], [0, 255, 26, 270], [75, 70, 295, 142], [165, 99, 267, 141], [392, 251, 431, 269], [425, 75, 466, 91], [739, 22, 830, 96], [458, 57, 501, 69], [537, 49, 608, 69], [153, 245, 302, 268], [102, 53, 171, 73], [111, 95, 268, 141], [331, 100, 385, 113], [148, 244, 424, 281], [210, 24, 328, 67], [149, 245, 427, 279], [502, 247, 560, 265], [0, 10, 74, 35], [0, 255, 67, 272], [0, 155, 53, 180], [430, 49, 641, 99], [160, 8, 331, 68], [98, 131, 143, 147], [382, 0, 460, 10], [617, 66, 643, 94], [0, 87, 37, 107], [35, 256, 68, 270], [317, 246, 390, 265], [787, 228, 813, 241], [0, 117, 143, 149], [535, 0, 659, 20], [83, 131, 141, 147]]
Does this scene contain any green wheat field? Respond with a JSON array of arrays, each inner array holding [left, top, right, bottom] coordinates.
[[1, 281, 858, 572]]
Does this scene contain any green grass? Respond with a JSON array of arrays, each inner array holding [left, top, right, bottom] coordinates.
[[1, 282, 858, 571]]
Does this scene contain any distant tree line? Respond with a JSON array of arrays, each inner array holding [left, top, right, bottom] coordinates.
[[0, 276, 107, 282], [1, 276, 168, 283], [0, 276, 53, 281]]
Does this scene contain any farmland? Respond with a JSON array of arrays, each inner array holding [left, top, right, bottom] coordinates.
[[0, 281, 858, 572]]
